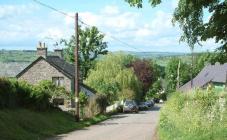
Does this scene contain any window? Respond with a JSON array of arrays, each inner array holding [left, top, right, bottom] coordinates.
[[52, 77, 64, 86]]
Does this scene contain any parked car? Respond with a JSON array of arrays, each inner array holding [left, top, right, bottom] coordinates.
[[138, 102, 149, 110], [123, 100, 139, 113], [145, 100, 155, 108], [153, 98, 160, 103]]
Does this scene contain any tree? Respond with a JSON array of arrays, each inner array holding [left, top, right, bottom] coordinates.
[[146, 78, 166, 100], [129, 59, 154, 95], [61, 26, 108, 80], [125, 0, 227, 52], [165, 57, 191, 91], [85, 53, 142, 104]]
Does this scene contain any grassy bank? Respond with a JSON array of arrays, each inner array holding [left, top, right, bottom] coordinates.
[[0, 109, 110, 140], [159, 89, 227, 140]]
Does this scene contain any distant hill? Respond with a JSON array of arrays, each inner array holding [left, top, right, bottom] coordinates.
[[122, 51, 189, 58], [0, 50, 190, 62], [0, 50, 54, 62]]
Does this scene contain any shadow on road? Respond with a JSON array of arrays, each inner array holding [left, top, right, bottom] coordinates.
[[150, 105, 162, 111], [49, 104, 163, 140]]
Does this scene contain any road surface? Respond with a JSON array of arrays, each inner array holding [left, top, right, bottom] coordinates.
[[51, 104, 161, 140]]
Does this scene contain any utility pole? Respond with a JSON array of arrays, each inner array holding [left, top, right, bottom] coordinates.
[[176, 60, 181, 89], [74, 13, 80, 122], [190, 48, 194, 88]]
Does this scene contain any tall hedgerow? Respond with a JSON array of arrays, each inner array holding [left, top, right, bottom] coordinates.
[[159, 89, 227, 140]]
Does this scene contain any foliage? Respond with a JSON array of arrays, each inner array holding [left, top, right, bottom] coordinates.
[[96, 94, 108, 113], [79, 91, 88, 119], [119, 89, 136, 100], [151, 61, 165, 79], [125, 0, 161, 8], [61, 26, 108, 80], [0, 78, 69, 111], [125, 0, 227, 51], [34, 80, 70, 102], [0, 109, 110, 140], [146, 79, 162, 98], [165, 57, 191, 91], [159, 89, 227, 140], [129, 59, 154, 94], [85, 53, 142, 103]]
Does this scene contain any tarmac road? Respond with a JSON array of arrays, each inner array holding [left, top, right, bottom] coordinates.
[[50, 104, 161, 140]]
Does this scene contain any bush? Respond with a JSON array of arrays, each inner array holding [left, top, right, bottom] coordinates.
[[79, 91, 88, 119], [96, 94, 108, 113], [0, 78, 33, 109], [0, 78, 69, 111], [159, 89, 227, 140]]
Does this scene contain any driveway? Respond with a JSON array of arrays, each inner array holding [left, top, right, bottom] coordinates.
[[51, 104, 161, 140]]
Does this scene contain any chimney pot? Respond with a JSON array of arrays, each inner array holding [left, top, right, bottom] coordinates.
[[54, 49, 63, 59], [37, 42, 47, 58]]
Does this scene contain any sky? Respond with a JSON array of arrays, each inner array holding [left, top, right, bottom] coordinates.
[[0, 0, 219, 52]]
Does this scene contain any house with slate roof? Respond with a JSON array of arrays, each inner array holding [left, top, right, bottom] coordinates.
[[16, 42, 96, 98], [179, 62, 227, 92]]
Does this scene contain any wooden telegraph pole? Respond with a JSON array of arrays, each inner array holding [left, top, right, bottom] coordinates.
[[74, 13, 80, 121]]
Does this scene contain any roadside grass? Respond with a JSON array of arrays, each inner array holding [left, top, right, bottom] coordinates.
[[158, 90, 227, 140], [0, 109, 110, 140]]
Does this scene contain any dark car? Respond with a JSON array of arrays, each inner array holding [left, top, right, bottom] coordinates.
[[145, 100, 155, 108], [123, 100, 139, 113], [138, 102, 149, 110]]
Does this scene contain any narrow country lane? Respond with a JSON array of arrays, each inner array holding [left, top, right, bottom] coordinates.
[[50, 104, 162, 140]]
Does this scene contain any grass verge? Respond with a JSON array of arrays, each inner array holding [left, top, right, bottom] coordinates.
[[0, 109, 110, 140], [158, 90, 227, 140]]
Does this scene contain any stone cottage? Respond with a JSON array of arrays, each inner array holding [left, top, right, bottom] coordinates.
[[16, 42, 96, 102]]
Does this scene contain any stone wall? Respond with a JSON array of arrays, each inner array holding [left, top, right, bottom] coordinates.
[[18, 59, 72, 92]]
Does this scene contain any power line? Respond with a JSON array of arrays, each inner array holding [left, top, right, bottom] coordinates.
[[32, 0, 146, 52], [33, 0, 74, 18]]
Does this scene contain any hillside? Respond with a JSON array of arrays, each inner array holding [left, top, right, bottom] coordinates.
[[0, 50, 189, 63]]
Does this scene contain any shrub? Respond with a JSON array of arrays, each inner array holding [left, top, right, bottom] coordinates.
[[159, 89, 227, 140], [96, 94, 108, 113], [0, 78, 69, 111], [79, 91, 88, 119], [0, 78, 17, 108]]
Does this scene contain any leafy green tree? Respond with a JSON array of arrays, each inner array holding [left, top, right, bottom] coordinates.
[[61, 26, 108, 80], [85, 53, 142, 104], [125, 0, 227, 51], [165, 58, 191, 91], [147, 78, 162, 98]]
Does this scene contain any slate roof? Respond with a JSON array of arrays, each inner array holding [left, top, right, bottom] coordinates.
[[46, 56, 75, 77], [0, 62, 30, 77], [179, 62, 227, 92]]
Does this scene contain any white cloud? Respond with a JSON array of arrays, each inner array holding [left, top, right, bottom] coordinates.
[[1, 3, 217, 52], [79, 6, 139, 31], [101, 5, 120, 15], [0, 4, 38, 19]]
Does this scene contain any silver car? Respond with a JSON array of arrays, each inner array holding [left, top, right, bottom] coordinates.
[[123, 100, 139, 113]]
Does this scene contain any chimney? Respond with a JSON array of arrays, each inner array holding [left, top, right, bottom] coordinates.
[[37, 41, 47, 58], [54, 49, 63, 59]]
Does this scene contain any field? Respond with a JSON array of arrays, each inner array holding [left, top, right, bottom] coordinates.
[[0, 50, 192, 66]]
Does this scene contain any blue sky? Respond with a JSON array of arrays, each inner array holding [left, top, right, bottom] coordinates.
[[0, 0, 218, 52]]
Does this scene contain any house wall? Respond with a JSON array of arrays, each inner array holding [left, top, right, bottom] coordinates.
[[213, 82, 225, 92], [18, 59, 72, 92]]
